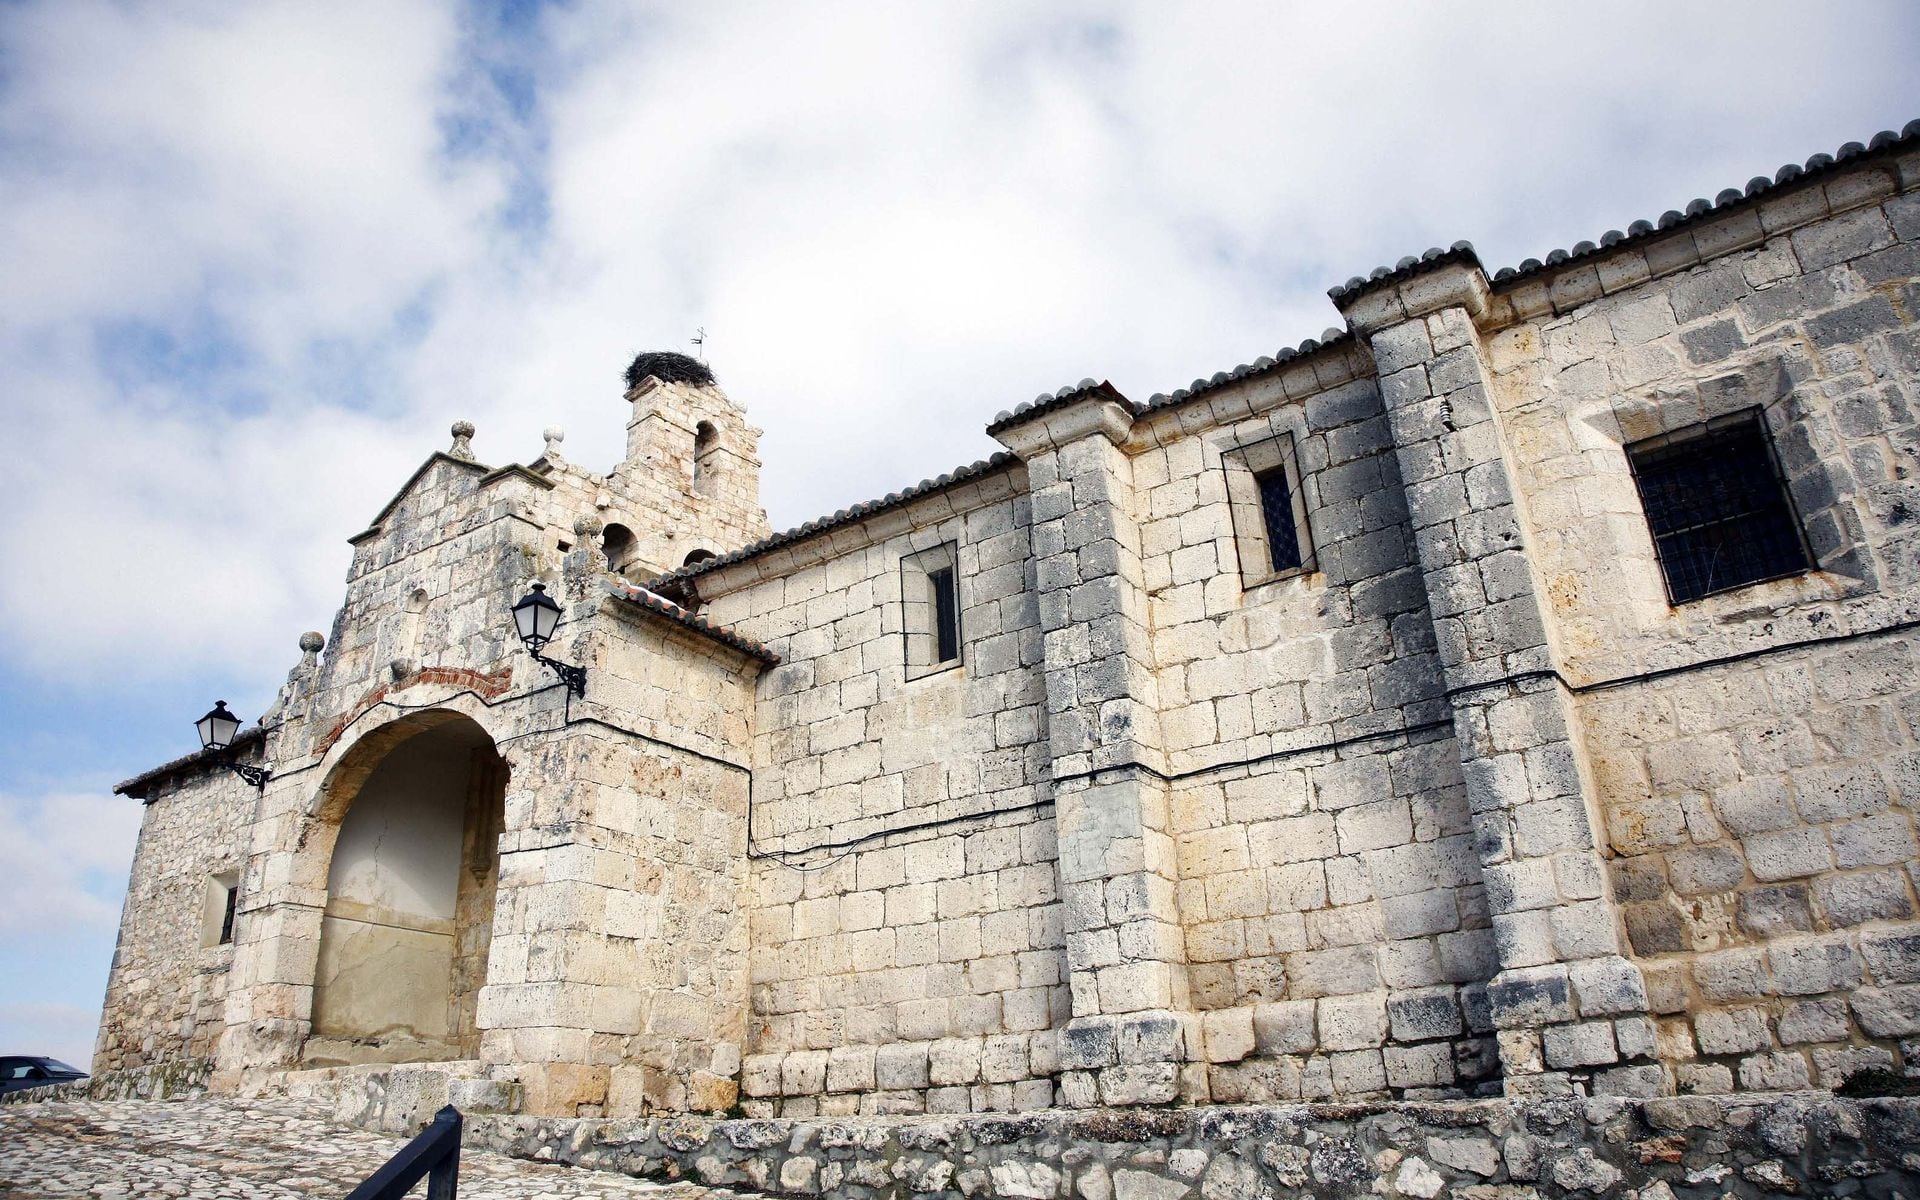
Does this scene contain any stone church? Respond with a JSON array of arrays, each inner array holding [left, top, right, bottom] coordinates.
[[99, 122, 1920, 1120]]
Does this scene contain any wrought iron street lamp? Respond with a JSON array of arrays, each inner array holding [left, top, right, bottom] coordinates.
[[512, 582, 587, 697], [194, 700, 272, 790]]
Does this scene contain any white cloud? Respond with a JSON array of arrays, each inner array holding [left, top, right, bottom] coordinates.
[[0, 789, 142, 934], [0, 1002, 102, 1073], [0, 0, 1915, 687]]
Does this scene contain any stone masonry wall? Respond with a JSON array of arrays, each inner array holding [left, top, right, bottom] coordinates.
[[1481, 161, 1920, 1087], [477, 594, 762, 1117], [1127, 365, 1496, 1101], [695, 469, 1067, 1115], [94, 766, 256, 1074], [98, 128, 1920, 1122], [470, 1093, 1920, 1200]]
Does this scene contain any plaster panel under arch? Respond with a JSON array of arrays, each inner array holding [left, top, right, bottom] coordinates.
[[308, 719, 503, 1066]]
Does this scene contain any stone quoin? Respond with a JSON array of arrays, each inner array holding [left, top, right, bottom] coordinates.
[[93, 120, 1920, 1131]]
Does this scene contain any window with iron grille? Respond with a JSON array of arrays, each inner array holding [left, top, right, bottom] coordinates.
[[1626, 409, 1811, 604], [1255, 465, 1303, 572], [1223, 433, 1314, 586]]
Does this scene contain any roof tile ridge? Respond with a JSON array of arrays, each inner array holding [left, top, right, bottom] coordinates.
[[608, 579, 781, 665], [1141, 328, 1357, 412], [1487, 118, 1919, 285], [1327, 241, 1480, 305], [985, 378, 1137, 436], [647, 451, 1021, 586]]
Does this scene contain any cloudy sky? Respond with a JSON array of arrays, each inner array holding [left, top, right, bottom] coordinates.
[[0, 0, 1915, 1070]]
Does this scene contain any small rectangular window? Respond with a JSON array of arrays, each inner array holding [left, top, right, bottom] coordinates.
[[1627, 409, 1811, 604], [1224, 433, 1314, 586], [219, 885, 239, 945], [1255, 466, 1303, 572], [202, 871, 240, 948], [902, 543, 963, 679], [930, 567, 960, 663]]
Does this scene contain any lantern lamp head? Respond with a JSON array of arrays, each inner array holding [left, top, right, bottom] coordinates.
[[196, 701, 242, 752], [512, 582, 563, 652]]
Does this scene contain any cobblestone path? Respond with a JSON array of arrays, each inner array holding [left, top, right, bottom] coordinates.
[[0, 1098, 752, 1200]]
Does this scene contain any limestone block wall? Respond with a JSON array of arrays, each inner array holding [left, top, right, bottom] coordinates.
[[1128, 366, 1495, 1101], [477, 590, 762, 1117], [740, 809, 1064, 1117], [694, 469, 1068, 1115], [1480, 153, 1920, 1088], [94, 761, 256, 1073]]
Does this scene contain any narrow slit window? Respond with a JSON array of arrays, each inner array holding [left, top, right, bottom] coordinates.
[[930, 567, 959, 663], [1627, 409, 1811, 604], [218, 884, 239, 945], [203, 872, 240, 948], [1256, 465, 1303, 572], [902, 543, 962, 679]]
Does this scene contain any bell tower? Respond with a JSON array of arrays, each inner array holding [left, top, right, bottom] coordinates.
[[607, 352, 771, 574]]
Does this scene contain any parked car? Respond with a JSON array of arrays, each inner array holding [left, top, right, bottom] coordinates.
[[0, 1056, 87, 1095]]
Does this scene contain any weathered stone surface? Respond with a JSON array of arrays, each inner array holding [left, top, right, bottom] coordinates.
[[446, 1092, 1920, 1200], [0, 1097, 749, 1198], [95, 129, 1920, 1120]]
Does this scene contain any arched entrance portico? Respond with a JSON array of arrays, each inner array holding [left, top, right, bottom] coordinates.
[[303, 713, 506, 1066]]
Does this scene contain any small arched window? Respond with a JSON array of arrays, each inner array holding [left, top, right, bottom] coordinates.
[[693, 421, 720, 491], [683, 548, 717, 567], [602, 523, 637, 575]]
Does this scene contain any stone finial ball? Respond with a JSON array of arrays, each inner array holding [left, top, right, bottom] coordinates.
[[573, 514, 604, 536], [299, 631, 326, 652], [451, 420, 475, 438], [544, 425, 565, 443]]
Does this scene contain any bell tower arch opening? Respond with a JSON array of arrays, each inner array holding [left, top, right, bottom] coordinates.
[[693, 419, 720, 491], [305, 714, 506, 1067]]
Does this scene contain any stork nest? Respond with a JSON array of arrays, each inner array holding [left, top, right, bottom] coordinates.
[[625, 351, 715, 390]]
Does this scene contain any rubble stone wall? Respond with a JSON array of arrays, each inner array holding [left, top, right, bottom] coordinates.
[[93, 764, 255, 1074], [468, 1093, 1920, 1200]]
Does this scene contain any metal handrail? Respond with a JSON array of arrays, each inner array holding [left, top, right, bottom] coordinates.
[[345, 1105, 461, 1200]]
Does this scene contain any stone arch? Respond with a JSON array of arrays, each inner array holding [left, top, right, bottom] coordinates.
[[602, 522, 638, 575], [693, 420, 720, 491], [301, 709, 507, 1066]]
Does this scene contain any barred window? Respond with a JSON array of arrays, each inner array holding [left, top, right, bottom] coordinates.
[[1256, 466, 1303, 572], [1224, 434, 1314, 586], [1626, 410, 1810, 604]]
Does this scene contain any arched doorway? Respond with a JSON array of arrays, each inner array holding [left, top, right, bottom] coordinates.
[[304, 715, 506, 1066]]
